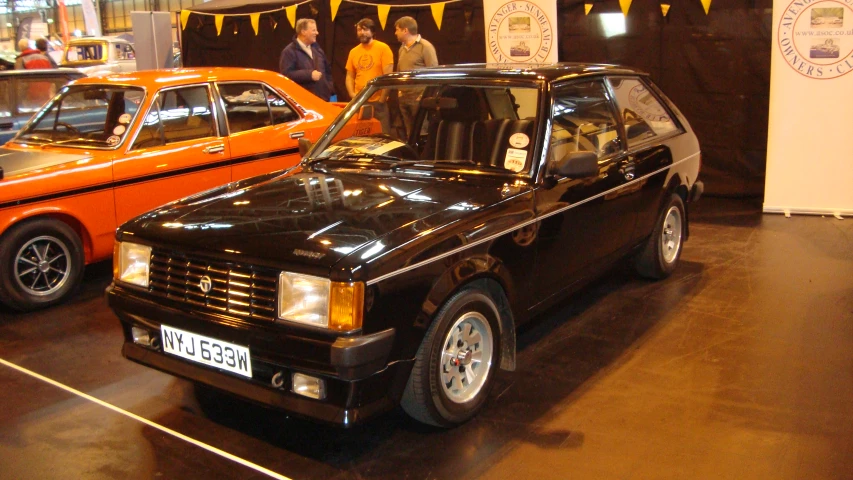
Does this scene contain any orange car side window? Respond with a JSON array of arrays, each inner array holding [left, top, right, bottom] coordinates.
[[159, 86, 215, 143]]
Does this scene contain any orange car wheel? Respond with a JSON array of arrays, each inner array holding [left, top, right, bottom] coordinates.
[[0, 218, 85, 312]]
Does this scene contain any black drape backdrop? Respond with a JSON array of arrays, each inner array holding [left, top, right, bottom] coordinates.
[[182, 0, 771, 197]]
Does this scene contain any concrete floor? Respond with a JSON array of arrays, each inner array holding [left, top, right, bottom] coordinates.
[[0, 197, 851, 480]]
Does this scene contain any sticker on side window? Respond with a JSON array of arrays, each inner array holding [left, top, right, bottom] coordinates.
[[118, 113, 132, 124], [504, 148, 527, 172], [113, 125, 126, 135]]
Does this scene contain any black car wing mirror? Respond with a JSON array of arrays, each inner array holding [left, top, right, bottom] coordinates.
[[298, 137, 313, 157], [358, 104, 374, 121], [552, 151, 599, 179]]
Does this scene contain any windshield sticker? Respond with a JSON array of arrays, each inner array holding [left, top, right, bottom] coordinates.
[[318, 136, 406, 159], [509, 133, 529, 149], [113, 125, 126, 135], [106, 135, 121, 146], [118, 113, 132, 124], [504, 148, 527, 172]]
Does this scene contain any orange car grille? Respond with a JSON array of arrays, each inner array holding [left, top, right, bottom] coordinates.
[[148, 250, 278, 321]]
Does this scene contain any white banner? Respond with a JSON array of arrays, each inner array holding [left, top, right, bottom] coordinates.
[[764, 0, 853, 216], [81, 0, 101, 36], [483, 0, 558, 64]]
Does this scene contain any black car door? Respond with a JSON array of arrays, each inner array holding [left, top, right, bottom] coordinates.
[[529, 78, 637, 308], [605, 76, 685, 244]]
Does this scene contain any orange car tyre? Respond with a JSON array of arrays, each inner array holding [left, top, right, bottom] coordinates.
[[0, 218, 85, 311], [401, 288, 501, 427]]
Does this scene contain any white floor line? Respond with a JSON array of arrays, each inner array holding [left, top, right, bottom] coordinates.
[[0, 357, 293, 480]]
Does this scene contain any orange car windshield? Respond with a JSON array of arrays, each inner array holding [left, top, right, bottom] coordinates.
[[17, 85, 145, 148]]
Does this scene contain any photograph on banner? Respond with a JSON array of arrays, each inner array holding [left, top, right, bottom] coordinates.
[[776, 0, 853, 80], [483, 0, 558, 64]]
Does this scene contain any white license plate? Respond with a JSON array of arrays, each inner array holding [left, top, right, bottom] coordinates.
[[160, 325, 252, 378]]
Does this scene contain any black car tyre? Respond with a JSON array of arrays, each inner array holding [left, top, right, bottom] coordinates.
[[635, 194, 685, 279], [401, 288, 501, 427], [0, 218, 85, 311]]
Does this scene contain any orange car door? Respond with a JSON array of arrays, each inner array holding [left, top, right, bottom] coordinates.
[[113, 84, 231, 225], [216, 82, 304, 181]]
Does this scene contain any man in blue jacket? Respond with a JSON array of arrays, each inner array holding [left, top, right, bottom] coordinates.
[[279, 18, 334, 101]]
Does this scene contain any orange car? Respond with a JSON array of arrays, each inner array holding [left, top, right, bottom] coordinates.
[[0, 67, 374, 311]]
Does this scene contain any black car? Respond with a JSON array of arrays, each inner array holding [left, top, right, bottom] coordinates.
[[107, 63, 703, 427], [0, 69, 85, 144]]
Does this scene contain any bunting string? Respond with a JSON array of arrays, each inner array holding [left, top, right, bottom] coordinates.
[[344, 0, 460, 7], [181, 0, 715, 37], [183, 1, 310, 18]]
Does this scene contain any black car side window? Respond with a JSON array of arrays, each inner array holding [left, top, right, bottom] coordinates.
[[606, 77, 678, 147], [0, 79, 10, 117], [17, 77, 68, 115], [550, 80, 622, 164]]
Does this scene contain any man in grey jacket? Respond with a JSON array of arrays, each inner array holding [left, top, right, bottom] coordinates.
[[394, 16, 438, 136]]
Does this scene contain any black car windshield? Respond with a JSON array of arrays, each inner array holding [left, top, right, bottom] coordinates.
[[16, 85, 144, 148], [311, 83, 539, 175]]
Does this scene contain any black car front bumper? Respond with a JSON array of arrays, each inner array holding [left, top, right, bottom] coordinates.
[[107, 284, 410, 427]]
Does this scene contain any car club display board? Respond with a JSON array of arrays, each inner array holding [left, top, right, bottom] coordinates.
[[765, 0, 853, 216], [482, 0, 558, 64]]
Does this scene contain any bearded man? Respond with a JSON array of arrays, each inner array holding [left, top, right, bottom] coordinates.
[[345, 18, 393, 135]]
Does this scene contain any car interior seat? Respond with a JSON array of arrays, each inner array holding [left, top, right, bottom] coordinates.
[[469, 118, 511, 167], [428, 87, 487, 161]]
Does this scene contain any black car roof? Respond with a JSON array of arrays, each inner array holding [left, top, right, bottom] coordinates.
[[384, 62, 647, 83]]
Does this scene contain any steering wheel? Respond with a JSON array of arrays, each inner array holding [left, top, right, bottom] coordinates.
[[55, 122, 80, 135]]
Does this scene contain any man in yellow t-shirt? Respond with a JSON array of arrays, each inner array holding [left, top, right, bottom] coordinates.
[[346, 18, 394, 135]]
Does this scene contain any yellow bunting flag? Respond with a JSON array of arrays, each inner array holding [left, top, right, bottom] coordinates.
[[701, 0, 712, 14], [285, 4, 297, 29], [584, 3, 593, 15], [660, 2, 670, 17], [215, 15, 224, 35], [250, 13, 260, 35], [377, 4, 391, 30], [331, 0, 342, 22], [180, 10, 190, 30], [431, 2, 445, 30], [619, 0, 632, 16]]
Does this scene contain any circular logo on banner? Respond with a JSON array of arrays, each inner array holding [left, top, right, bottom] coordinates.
[[777, 0, 853, 79], [487, 1, 554, 63]]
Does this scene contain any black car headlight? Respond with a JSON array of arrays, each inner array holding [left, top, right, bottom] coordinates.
[[277, 272, 363, 331], [113, 241, 151, 288]]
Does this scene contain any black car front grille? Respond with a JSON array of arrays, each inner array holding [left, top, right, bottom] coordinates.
[[148, 249, 278, 321]]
